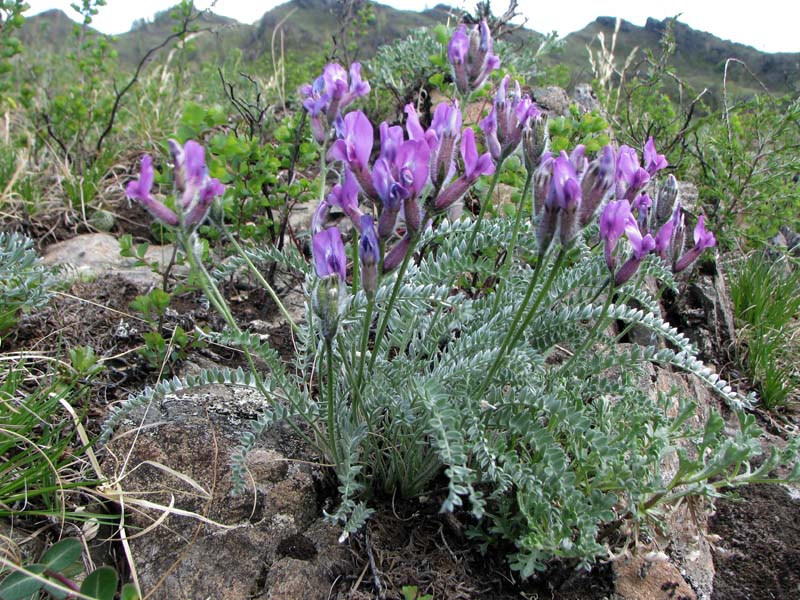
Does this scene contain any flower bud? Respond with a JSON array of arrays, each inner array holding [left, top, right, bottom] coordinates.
[[523, 115, 548, 174], [313, 275, 344, 342], [655, 174, 678, 228], [359, 215, 379, 297]]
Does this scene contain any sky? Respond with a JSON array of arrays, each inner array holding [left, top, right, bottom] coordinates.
[[24, 0, 800, 54]]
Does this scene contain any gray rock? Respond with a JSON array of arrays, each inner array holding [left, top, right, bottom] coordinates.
[[531, 86, 571, 117], [573, 83, 602, 114], [102, 385, 347, 600], [42, 233, 184, 289]]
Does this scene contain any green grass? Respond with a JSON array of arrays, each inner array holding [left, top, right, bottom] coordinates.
[[729, 251, 800, 409]]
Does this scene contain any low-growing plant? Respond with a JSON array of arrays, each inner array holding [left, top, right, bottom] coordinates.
[[103, 26, 799, 578], [0, 231, 59, 337], [0, 538, 137, 600], [729, 251, 800, 408]]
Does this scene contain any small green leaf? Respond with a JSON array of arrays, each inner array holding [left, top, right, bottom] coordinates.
[[433, 23, 449, 45], [79, 567, 118, 600], [120, 583, 140, 600], [0, 564, 46, 600], [41, 538, 82, 572]]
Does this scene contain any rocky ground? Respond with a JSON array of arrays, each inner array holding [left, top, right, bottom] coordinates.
[[1, 222, 796, 600]]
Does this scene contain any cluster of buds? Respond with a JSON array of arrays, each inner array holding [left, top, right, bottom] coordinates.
[[480, 75, 542, 163], [126, 139, 225, 230], [447, 20, 501, 95]]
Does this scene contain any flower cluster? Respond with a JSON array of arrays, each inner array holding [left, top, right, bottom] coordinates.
[[299, 63, 370, 144], [126, 139, 225, 230], [597, 140, 715, 285], [447, 19, 501, 95]]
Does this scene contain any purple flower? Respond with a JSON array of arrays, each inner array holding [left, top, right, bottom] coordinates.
[[433, 127, 494, 212], [127, 155, 180, 227], [328, 110, 377, 200], [300, 63, 370, 124], [578, 144, 615, 227], [170, 139, 225, 227], [313, 227, 347, 280], [128, 140, 224, 230], [447, 20, 501, 95], [480, 75, 541, 163], [614, 224, 656, 286], [538, 154, 582, 250], [371, 133, 431, 237], [299, 62, 370, 143], [643, 136, 668, 176], [615, 145, 650, 202], [359, 215, 379, 296], [426, 100, 463, 188], [632, 193, 653, 232], [329, 110, 373, 169], [600, 199, 634, 272], [674, 215, 716, 273]]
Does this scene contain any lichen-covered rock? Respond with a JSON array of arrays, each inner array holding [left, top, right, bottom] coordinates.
[[102, 386, 348, 599]]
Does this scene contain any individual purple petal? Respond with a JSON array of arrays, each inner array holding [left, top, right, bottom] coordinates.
[[127, 155, 180, 227], [347, 62, 370, 99], [461, 127, 495, 180], [404, 103, 426, 142], [379, 122, 405, 163], [654, 218, 674, 260], [600, 199, 634, 272], [328, 110, 374, 170], [313, 227, 346, 279], [693, 215, 716, 250], [643, 136, 668, 176], [396, 139, 430, 196]]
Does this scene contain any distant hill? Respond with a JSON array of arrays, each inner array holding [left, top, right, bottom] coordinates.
[[20, 2, 799, 99], [549, 16, 799, 99]]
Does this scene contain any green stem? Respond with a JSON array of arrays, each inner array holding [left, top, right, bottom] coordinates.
[[465, 154, 507, 253], [476, 247, 566, 401], [559, 280, 616, 374], [368, 233, 420, 371], [491, 170, 533, 315], [325, 338, 339, 465], [354, 294, 375, 409], [219, 225, 299, 332], [351, 228, 360, 295]]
